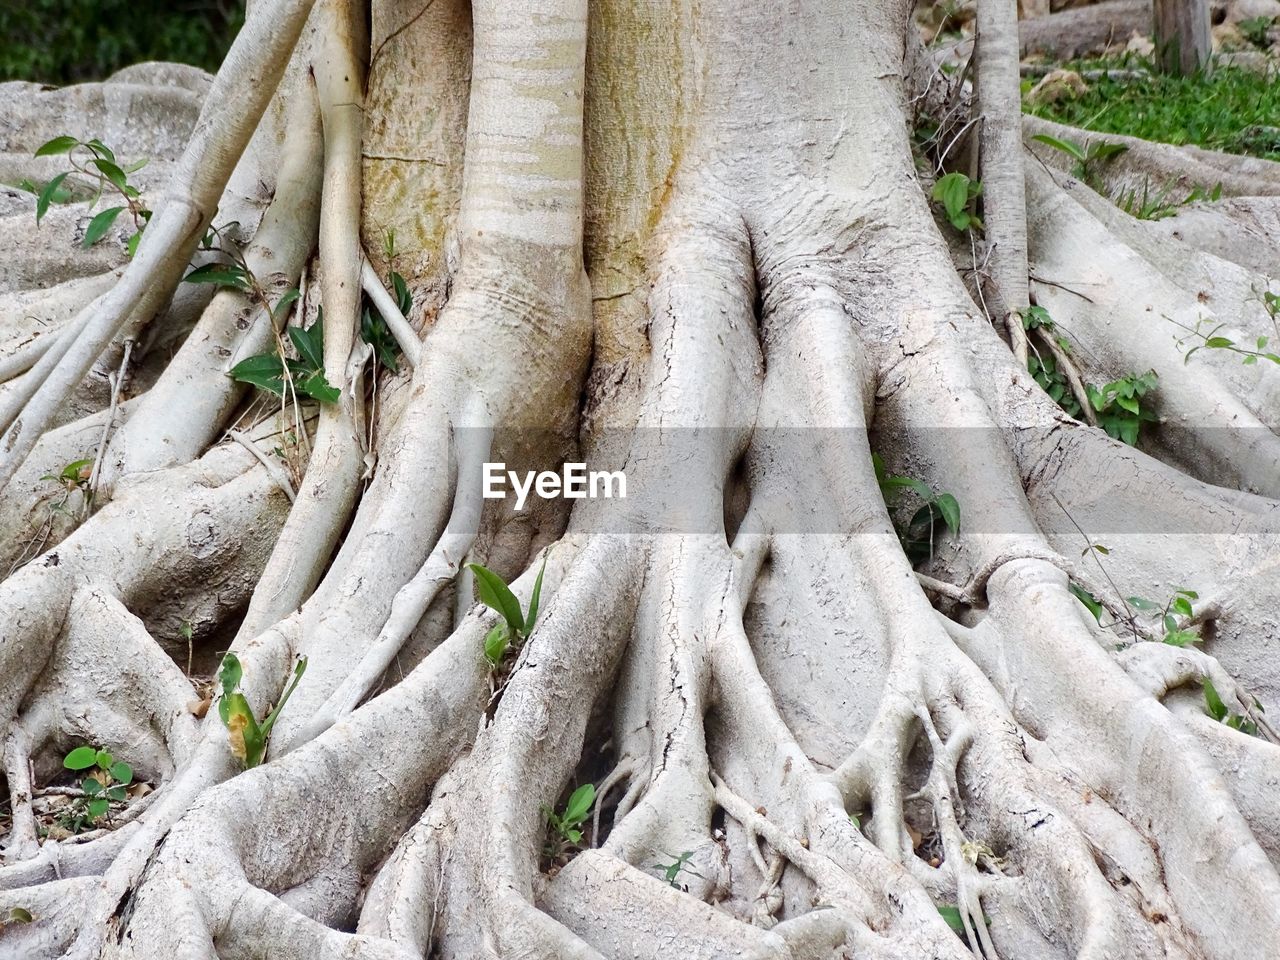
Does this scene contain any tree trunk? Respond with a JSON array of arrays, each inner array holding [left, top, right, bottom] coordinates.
[[1153, 0, 1212, 73], [2, 0, 1280, 957]]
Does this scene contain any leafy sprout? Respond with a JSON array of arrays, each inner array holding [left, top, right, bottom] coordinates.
[[930, 172, 983, 232], [470, 552, 548, 669], [60, 745, 133, 831], [542, 782, 595, 850], [216, 653, 308, 768], [27, 136, 149, 253]]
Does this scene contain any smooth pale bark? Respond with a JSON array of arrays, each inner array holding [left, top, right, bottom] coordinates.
[[1, 0, 1279, 958]]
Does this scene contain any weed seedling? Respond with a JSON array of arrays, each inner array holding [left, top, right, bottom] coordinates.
[[1174, 315, 1280, 368], [1126, 588, 1201, 646], [542, 782, 595, 860], [655, 850, 702, 889], [1022, 306, 1085, 418], [873, 454, 961, 564], [1203, 678, 1263, 736], [40, 457, 93, 516], [216, 653, 308, 768], [469, 552, 548, 669], [1086, 371, 1158, 446], [26, 136, 149, 253], [59, 745, 133, 832], [1032, 133, 1128, 188], [228, 316, 341, 404], [931, 172, 983, 232]]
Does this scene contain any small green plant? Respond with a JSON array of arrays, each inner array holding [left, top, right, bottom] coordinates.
[[930, 172, 983, 232], [1114, 178, 1221, 221], [361, 270, 410, 373], [1127, 588, 1201, 646], [655, 850, 702, 889], [40, 457, 93, 515], [1022, 306, 1084, 418], [216, 653, 308, 768], [60, 745, 133, 832], [183, 240, 341, 406], [229, 317, 341, 404], [25, 136, 149, 252], [469, 553, 548, 669], [542, 782, 595, 853], [1031, 133, 1128, 188], [1175, 317, 1280, 368], [873, 454, 961, 564], [1203, 678, 1262, 735], [1086, 370, 1158, 446], [1239, 15, 1275, 48]]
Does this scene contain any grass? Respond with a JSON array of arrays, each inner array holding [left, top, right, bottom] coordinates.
[[1025, 55, 1280, 162]]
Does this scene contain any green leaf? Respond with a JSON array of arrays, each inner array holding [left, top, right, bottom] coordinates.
[[95, 749, 113, 769], [259, 656, 308, 742], [184, 262, 250, 290], [1171, 596, 1193, 618], [109, 761, 133, 785], [1069, 582, 1103, 622], [61, 458, 93, 484], [82, 206, 124, 247], [1127, 596, 1160, 612], [1204, 678, 1228, 722], [1176, 588, 1199, 600], [90, 158, 128, 193], [229, 354, 286, 395], [525, 552, 549, 635], [273, 288, 301, 319], [932, 172, 971, 224], [933, 493, 961, 535], [87, 798, 109, 818], [106, 785, 127, 802], [937, 905, 966, 934], [469, 563, 525, 635], [483, 624, 510, 667], [1086, 142, 1128, 162], [288, 323, 325, 371], [1117, 418, 1139, 446], [1031, 133, 1087, 162], [36, 171, 70, 224], [392, 271, 411, 314], [34, 135, 79, 158], [126, 230, 143, 258], [64, 746, 97, 770], [221, 691, 262, 765], [82, 778, 103, 796], [880, 475, 934, 501], [84, 139, 115, 162], [298, 370, 341, 404], [1205, 337, 1234, 349], [1021, 305, 1053, 330], [218, 653, 244, 719], [562, 783, 596, 827]]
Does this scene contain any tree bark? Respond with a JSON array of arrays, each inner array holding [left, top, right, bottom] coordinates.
[[1153, 0, 1212, 74], [1, 0, 1279, 957]]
